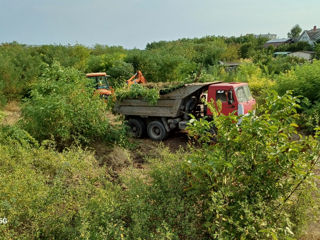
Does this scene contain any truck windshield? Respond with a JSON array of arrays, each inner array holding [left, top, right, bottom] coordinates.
[[235, 85, 253, 103]]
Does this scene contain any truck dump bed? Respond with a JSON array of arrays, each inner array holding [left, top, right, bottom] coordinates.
[[114, 82, 219, 118]]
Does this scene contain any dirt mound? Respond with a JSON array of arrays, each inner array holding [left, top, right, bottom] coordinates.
[[91, 130, 188, 172], [94, 143, 131, 170], [1, 101, 21, 125], [127, 131, 188, 168], [300, 220, 320, 240], [106, 111, 122, 126]]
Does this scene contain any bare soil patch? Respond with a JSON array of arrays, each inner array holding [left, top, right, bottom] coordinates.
[[1, 101, 21, 125], [300, 220, 320, 240], [300, 166, 320, 240]]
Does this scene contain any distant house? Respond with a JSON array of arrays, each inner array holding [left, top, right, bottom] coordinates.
[[288, 51, 315, 61], [264, 38, 293, 48], [298, 26, 320, 46]]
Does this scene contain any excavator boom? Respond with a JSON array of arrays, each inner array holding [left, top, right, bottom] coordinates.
[[127, 71, 147, 86]]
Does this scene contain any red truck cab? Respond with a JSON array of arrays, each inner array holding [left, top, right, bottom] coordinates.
[[207, 82, 256, 116]]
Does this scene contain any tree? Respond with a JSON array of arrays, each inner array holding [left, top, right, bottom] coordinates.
[[315, 43, 320, 59], [288, 24, 302, 40]]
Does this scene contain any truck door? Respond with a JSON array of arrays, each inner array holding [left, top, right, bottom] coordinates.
[[215, 89, 237, 115]]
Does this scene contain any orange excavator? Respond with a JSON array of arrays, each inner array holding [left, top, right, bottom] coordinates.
[[86, 71, 147, 99], [86, 72, 114, 99], [127, 70, 147, 86]]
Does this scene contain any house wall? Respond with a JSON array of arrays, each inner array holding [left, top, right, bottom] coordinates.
[[288, 52, 313, 60]]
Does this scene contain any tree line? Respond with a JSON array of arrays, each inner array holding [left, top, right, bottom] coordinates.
[[0, 34, 303, 103]]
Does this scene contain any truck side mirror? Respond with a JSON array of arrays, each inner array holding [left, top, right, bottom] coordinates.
[[228, 90, 234, 104]]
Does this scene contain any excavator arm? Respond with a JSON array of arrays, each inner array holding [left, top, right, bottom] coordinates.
[[127, 71, 147, 86]]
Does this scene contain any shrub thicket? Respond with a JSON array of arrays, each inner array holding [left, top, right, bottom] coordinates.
[[20, 62, 124, 147], [0, 42, 42, 102], [233, 61, 275, 97], [185, 92, 320, 239], [277, 60, 320, 103], [1, 35, 314, 105], [1, 92, 319, 239], [1, 34, 320, 240], [0, 129, 127, 239], [120, 148, 204, 240], [276, 60, 320, 132]]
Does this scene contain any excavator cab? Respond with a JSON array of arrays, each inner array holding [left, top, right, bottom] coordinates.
[[86, 72, 110, 89], [96, 75, 109, 89], [86, 72, 113, 98]]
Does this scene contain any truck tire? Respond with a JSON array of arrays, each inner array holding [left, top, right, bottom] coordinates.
[[127, 118, 146, 138], [147, 121, 168, 141]]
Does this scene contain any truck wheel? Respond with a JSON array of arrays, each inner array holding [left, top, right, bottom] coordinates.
[[127, 118, 146, 138], [147, 121, 168, 141]]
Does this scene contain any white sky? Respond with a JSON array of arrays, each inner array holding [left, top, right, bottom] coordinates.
[[0, 0, 319, 49]]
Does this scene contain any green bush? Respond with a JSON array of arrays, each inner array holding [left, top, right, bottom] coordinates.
[[298, 100, 320, 134], [0, 80, 7, 106], [186, 91, 320, 239], [115, 81, 197, 105], [264, 56, 305, 75], [277, 60, 320, 103], [0, 42, 43, 100], [0, 137, 126, 239], [276, 60, 320, 132], [125, 48, 197, 83], [121, 147, 205, 240], [0, 124, 38, 148], [232, 62, 275, 98], [20, 62, 124, 147], [2, 37, 320, 240], [35, 44, 90, 71], [276, 41, 313, 52]]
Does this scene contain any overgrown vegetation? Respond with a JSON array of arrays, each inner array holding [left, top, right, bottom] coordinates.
[[115, 84, 160, 105], [0, 128, 127, 239], [276, 60, 320, 133], [20, 62, 125, 148], [1, 30, 320, 239], [1, 93, 319, 239], [186, 92, 320, 239]]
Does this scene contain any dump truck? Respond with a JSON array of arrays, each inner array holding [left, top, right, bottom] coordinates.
[[114, 82, 256, 141]]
